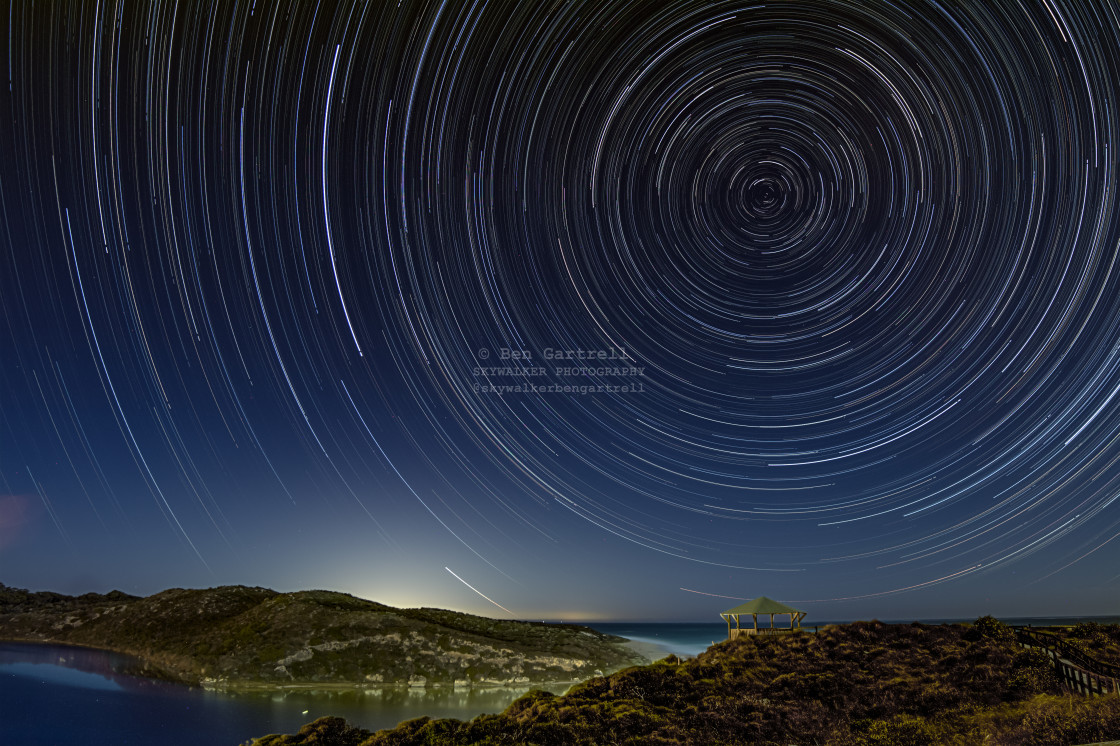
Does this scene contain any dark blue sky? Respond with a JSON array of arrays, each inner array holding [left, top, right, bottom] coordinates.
[[2, 0, 1118, 622]]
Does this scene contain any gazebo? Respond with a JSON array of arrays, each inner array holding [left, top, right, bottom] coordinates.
[[721, 596, 806, 640]]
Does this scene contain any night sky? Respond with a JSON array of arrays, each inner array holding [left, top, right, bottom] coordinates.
[[2, 0, 1119, 623]]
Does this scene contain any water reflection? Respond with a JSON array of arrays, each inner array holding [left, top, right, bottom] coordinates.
[[0, 642, 569, 745], [210, 680, 570, 733], [0, 641, 179, 694]]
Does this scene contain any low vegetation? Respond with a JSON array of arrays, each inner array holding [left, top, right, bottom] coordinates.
[[250, 618, 1120, 746], [0, 583, 645, 688], [1047, 622, 1120, 668]]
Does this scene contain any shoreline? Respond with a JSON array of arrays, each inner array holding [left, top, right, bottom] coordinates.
[[619, 637, 677, 663], [1, 637, 650, 694]]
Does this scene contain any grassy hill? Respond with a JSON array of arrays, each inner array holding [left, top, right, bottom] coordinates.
[[0, 583, 645, 688], [249, 618, 1120, 746]]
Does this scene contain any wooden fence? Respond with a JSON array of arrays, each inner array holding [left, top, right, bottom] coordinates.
[[728, 627, 796, 640], [1012, 626, 1120, 697]]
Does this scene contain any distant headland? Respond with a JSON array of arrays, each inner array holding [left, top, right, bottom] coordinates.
[[0, 583, 648, 689]]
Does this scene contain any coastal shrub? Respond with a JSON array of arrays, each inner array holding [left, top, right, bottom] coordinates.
[[1068, 622, 1109, 645], [1058, 623, 1120, 668], [1006, 648, 1062, 696], [854, 714, 938, 746], [966, 615, 1013, 642], [913, 682, 957, 715], [252, 716, 370, 745], [1006, 694, 1120, 746], [254, 621, 1120, 746]]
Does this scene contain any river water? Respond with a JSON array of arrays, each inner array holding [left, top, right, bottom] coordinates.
[[0, 642, 562, 745]]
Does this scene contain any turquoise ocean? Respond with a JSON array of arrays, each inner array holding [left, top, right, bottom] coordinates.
[[588, 616, 1120, 658]]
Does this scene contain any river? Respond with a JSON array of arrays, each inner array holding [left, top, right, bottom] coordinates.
[[0, 642, 564, 745]]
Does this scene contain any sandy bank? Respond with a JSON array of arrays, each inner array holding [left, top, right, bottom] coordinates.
[[620, 638, 677, 663]]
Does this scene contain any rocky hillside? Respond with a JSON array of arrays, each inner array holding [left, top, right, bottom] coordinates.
[[249, 618, 1120, 746], [0, 583, 646, 689]]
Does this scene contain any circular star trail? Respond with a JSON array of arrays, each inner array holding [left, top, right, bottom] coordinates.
[[1, 0, 1119, 611]]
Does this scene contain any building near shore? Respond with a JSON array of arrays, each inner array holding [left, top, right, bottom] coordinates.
[[721, 596, 806, 640]]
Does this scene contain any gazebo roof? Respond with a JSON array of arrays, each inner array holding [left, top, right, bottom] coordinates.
[[721, 596, 803, 616]]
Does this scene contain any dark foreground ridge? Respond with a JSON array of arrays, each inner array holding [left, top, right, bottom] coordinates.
[[0, 583, 645, 688], [250, 618, 1120, 746]]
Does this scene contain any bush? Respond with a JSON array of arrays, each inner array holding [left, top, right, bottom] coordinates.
[[855, 714, 939, 746], [966, 615, 1014, 642], [1068, 622, 1108, 643], [1012, 695, 1120, 746], [251, 717, 369, 746], [1006, 648, 1062, 697]]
